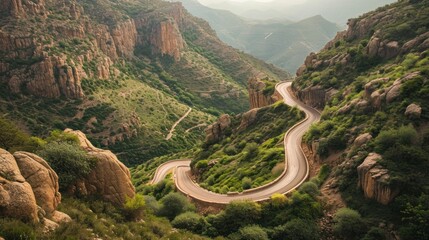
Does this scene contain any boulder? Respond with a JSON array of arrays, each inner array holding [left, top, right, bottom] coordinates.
[[14, 151, 61, 217], [64, 129, 135, 206], [0, 149, 38, 223], [405, 103, 422, 119], [51, 210, 72, 224], [357, 153, 399, 205], [353, 133, 373, 147]]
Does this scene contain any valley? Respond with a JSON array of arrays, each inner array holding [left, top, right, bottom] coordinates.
[[1, 0, 429, 239]]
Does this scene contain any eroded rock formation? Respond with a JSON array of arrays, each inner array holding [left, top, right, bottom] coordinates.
[[204, 114, 231, 144], [13, 151, 61, 217], [248, 74, 281, 109], [64, 129, 135, 206], [357, 153, 399, 205], [0, 149, 39, 223]]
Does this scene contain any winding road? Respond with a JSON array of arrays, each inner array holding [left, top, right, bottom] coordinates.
[[151, 82, 320, 204]]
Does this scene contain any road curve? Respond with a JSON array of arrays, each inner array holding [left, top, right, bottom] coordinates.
[[151, 82, 321, 204]]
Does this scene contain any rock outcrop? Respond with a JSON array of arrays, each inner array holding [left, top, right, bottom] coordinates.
[[64, 129, 135, 206], [237, 108, 259, 132], [405, 103, 422, 119], [0, 148, 71, 227], [295, 85, 327, 109], [0, 0, 186, 99], [0, 149, 39, 223], [353, 133, 373, 148], [357, 153, 399, 205], [204, 114, 231, 144], [248, 75, 281, 109], [13, 151, 61, 217]]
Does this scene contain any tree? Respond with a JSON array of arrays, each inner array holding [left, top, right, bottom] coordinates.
[[333, 208, 366, 239], [37, 142, 97, 190], [270, 193, 288, 207], [158, 192, 195, 220], [242, 177, 252, 190], [271, 219, 319, 240], [0, 117, 43, 152], [299, 182, 320, 198], [172, 212, 206, 233], [229, 225, 268, 240], [210, 200, 262, 236], [123, 194, 145, 221]]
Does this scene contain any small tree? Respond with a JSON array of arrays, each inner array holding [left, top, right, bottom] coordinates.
[[172, 212, 206, 233], [242, 177, 252, 190], [158, 192, 195, 220], [299, 182, 320, 198], [123, 194, 145, 221], [271, 219, 319, 240], [333, 208, 366, 239], [270, 193, 288, 207], [37, 142, 97, 190], [229, 225, 268, 240]]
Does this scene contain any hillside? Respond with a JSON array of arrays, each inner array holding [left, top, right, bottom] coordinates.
[[176, 0, 341, 73], [293, 0, 429, 239], [0, 0, 289, 165]]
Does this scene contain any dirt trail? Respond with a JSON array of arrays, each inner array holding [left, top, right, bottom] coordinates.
[[165, 108, 192, 140]]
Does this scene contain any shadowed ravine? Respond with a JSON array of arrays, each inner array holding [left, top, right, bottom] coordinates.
[[151, 82, 321, 204]]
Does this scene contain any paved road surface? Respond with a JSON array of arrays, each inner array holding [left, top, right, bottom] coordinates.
[[151, 82, 320, 204]]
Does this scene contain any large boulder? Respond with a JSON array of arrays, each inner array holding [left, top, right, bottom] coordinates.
[[357, 153, 399, 205], [237, 108, 259, 132], [405, 103, 422, 119], [64, 129, 135, 206], [353, 133, 373, 148], [13, 151, 61, 217], [0, 149, 38, 223]]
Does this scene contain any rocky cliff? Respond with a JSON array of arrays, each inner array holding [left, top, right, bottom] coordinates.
[[0, 148, 70, 228], [357, 153, 399, 205], [248, 74, 282, 109], [65, 129, 135, 206]]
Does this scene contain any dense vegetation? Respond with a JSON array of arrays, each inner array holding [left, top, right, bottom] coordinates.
[[190, 102, 304, 192], [295, 0, 429, 239]]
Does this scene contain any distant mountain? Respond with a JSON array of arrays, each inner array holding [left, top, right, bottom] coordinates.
[[200, 0, 396, 24], [177, 0, 341, 73]]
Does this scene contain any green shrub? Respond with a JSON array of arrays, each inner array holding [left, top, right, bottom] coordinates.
[[0, 219, 36, 240], [299, 182, 320, 197], [229, 225, 268, 240], [270, 193, 288, 207], [123, 194, 145, 221], [242, 177, 252, 190], [374, 125, 419, 153], [158, 192, 195, 220], [45, 129, 79, 144], [0, 117, 43, 153], [172, 212, 206, 233], [271, 219, 319, 240], [362, 227, 386, 240], [37, 142, 97, 190], [333, 208, 366, 239]]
